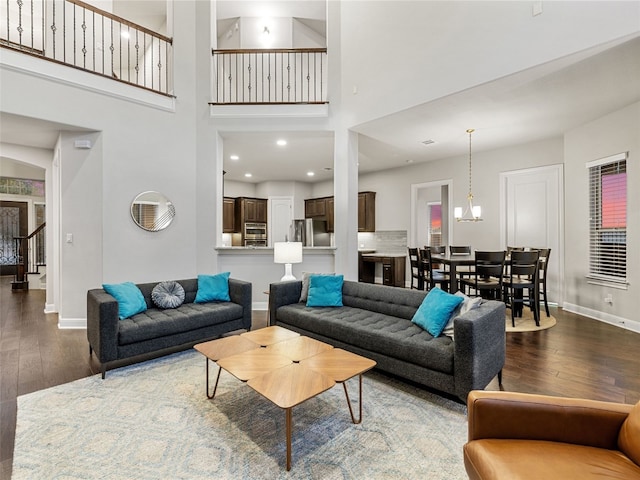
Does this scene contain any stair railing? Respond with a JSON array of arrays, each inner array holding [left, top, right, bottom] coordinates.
[[13, 222, 46, 288]]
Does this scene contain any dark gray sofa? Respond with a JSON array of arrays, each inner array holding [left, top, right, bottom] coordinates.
[[269, 280, 505, 401], [87, 278, 252, 378]]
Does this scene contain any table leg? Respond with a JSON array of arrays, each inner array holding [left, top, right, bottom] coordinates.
[[206, 359, 223, 400], [449, 263, 458, 293], [286, 407, 292, 471], [342, 374, 364, 424]]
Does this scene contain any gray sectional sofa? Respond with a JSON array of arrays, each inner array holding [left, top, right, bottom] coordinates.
[[269, 280, 505, 401], [87, 278, 252, 378]]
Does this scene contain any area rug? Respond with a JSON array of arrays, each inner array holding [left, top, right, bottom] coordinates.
[[506, 307, 556, 332], [13, 350, 468, 480]]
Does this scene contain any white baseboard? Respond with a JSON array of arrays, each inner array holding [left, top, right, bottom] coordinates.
[[253, 301, 268, 311], [58, 317, 87, 329], [562, 302, 639, 334], [44, 303, 57, 314]]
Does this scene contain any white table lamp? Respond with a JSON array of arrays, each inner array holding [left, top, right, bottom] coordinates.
[[274, 242, 303, 281]]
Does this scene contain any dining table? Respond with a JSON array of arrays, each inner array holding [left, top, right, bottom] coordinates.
[[430, 251, 545, 320], [429, 253, 475, 293]]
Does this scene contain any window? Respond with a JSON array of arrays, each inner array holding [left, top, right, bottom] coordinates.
[[428, 203, 442, 247], [586, 152, 627, 285]]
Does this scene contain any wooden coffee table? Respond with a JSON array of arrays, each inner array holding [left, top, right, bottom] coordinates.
[[194, 326, 376, 470]]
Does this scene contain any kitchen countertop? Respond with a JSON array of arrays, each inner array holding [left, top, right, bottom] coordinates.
[[360, 252, 406, 258]]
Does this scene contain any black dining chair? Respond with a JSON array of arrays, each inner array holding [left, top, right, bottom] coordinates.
[[408, 247, 424, 290], [449, 245, 473, 279], [426, 245, 446, 272], [535, 248, 551, 317], [460, 251, 506, 300], [503, 250, 540, 327], [420, 248, 450, 292]]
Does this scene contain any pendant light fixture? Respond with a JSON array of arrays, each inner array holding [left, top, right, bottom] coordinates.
[[454, 128, 483, 222]]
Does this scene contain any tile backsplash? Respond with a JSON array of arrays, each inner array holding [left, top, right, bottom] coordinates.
[[358, 231, 407, 254]]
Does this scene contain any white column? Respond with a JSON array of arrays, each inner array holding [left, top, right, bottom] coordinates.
[[333, 128, 359, 280]]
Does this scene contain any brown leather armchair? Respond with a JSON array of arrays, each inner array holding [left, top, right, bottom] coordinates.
[[464, 390, 640, 479]]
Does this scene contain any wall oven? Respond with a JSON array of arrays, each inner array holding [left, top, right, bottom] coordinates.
[[244, 222, 267, 246]]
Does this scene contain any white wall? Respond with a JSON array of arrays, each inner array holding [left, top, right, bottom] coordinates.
[[339, 1, 640, 126], [563, 102, 639, 331]]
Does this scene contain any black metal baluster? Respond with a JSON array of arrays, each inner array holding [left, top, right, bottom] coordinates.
[[134, 29, 139, 85], [81, 6, 86, 69], [50, 0, 56, 58]]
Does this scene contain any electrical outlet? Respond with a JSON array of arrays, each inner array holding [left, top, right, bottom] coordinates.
[[604, 294, 613, 305]]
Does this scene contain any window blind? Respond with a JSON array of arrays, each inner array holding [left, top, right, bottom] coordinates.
[[586, 153, 627, 283]]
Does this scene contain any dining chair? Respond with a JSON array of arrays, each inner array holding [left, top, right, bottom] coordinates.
[[534, 248, 551, 317], [449, 245, 473, 279], [426, 245, 446, 272], [420, 248, 450, 292], [460, 251, 506, 300], [503, 250, 540, 327], [450, 245, 471, 255], [408, 247, 424, 290]]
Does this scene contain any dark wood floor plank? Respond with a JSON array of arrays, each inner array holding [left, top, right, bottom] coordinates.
[[1, 277, 640, 479]]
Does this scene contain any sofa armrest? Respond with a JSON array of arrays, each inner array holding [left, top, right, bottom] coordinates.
[[454, 300, 506, 400], [86, 289, 120, 363], [228, 278, 252, 331], [467, 390, 633, 449], [269, 281, 303, 326]]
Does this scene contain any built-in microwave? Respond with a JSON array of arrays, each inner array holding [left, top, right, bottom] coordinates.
[[244, 222, 267, 244], [244, 239, 268, 247]]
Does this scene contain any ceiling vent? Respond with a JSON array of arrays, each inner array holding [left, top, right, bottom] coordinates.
[[421, 139, 435, 146]]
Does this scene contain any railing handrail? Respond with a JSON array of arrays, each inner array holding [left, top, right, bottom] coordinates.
[[213, 48, 326, 55], [68, 0, 173, 44], [26, 222, 46, 240]]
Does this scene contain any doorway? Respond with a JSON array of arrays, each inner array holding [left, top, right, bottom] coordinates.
[[0, 201, 28, 276], [410, 180, 452, 248]]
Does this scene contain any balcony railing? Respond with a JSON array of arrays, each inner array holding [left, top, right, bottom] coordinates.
[[1, 0, 173, 96], [212, 48, 327, 105]]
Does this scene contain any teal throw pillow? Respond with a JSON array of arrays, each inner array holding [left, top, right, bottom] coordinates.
[[195, 272, 231, 303], [412, 287, 464, 337], [102, 282, 147, 320], [306, 274, 344, 307]]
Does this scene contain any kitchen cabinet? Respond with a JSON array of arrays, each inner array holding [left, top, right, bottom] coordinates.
[[223, 197, 236, 233], [305, 198, 327, 218], [326, 197, 334, 233], [359, 253, 406, 287], [358, 191, 376, 232], [236, 197, 267, 224], [305, 192, 375, 232]]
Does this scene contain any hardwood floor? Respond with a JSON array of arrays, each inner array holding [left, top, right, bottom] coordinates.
[[2, 276, 639, 478]]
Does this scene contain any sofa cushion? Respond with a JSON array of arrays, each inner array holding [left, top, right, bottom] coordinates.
[[619, 400, 640, 467], [300, 272, 335, 302], [151, 281, 185, 309], [195, 272, 231, 303], [464, 439, 640, 479], [102, 282, 147, 320], [118, 301, 243, 345], [306, 275, 344, 307], [276, 303, 454, 374], [412, 287, 464, 337], [341, 281, 425, 320]]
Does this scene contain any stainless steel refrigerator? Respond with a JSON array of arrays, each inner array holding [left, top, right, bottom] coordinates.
[[290, 219, 331, 247]]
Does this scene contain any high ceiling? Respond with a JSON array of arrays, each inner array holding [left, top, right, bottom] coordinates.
[[2, 4, 639, 185]]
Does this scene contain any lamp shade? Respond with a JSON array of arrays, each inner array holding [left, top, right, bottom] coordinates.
[[274, 242, 303, 264]]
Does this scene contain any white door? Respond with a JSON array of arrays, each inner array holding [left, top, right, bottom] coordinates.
[[500, 164, 563, 304], [269, 197, 293, 245]]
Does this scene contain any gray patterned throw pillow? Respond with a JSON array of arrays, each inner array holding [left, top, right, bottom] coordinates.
[[151, 281, 185, 309]]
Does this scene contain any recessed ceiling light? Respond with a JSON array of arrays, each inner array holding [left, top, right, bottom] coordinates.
[[307, 171, 315, 176], [121, 31, 130, 39], [230, 155, 239, 160], [276, 139, 287, 146], [244, 173, 252, 178]]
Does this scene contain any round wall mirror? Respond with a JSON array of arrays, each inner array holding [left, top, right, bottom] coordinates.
[[130, 191, 176, 232]]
